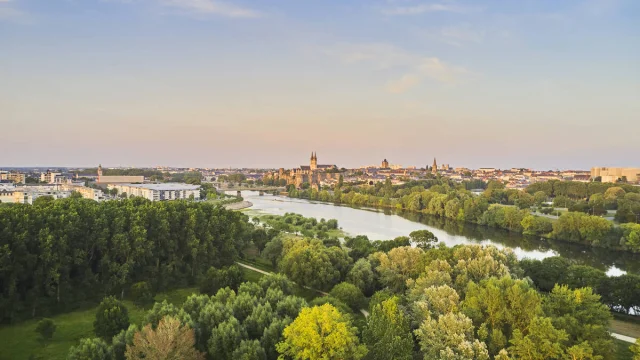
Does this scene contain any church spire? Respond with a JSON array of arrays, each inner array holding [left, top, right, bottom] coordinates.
[[432, 158, 438, 174]]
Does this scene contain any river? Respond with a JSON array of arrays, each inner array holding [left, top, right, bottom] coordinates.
[[235, 191, 640, 275]]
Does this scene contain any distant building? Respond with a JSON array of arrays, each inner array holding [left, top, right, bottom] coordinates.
[[591, 167, 640, 183], [0, 171, 26, 184], [432, 158, 438, 174], [381, 159, 389, 169], [263, 152, 338, 189], [107, 183, 200, 201], [96, 164, 144, 184], [41, 170, 65, 184], [61, 184, 104, 201]]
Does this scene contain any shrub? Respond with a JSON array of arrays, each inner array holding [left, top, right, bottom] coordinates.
[[93, 296, 130, 340], [35, 318, 56, 342], [200, 265, 245, 295], [130, 281, 154, 307]]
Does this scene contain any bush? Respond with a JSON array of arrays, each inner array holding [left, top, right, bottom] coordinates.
[[200, 265, 245, 295], [35, 318, 56, 342], [329, 282, 365, 312], [67, 338, 111, 360], [130, 281, 154, 307], [93, 296, 130, 340], [309, 296, 353, 315]]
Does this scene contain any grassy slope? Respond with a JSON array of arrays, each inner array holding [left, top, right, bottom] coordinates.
[[0, 287, 196, 360]]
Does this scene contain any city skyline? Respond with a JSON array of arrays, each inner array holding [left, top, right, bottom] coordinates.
[[2, 0, 639, 169]]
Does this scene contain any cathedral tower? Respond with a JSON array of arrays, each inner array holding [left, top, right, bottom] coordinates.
[[432, 158, 437, 174], [310, 152, 318, 171]]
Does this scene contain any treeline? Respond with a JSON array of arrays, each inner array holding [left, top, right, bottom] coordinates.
[[521, 256, 640, 314], [0, 197, 251, 322], [76, 168, 165, 178], [526, 179, 640, 199]]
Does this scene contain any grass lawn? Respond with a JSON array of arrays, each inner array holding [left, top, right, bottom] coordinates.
[[0, 287, 198, 360], [615, 339, 635, 360], [611, 316, 640, 339]]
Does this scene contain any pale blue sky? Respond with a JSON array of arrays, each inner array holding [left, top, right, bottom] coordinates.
[[1, 0, 638, 169]]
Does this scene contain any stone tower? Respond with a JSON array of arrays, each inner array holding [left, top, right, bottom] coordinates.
[[432, 158, 437, 174], [97, 164, 103, 182], [310, 152, 318, 171]]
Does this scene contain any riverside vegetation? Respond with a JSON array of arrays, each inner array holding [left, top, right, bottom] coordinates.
[[287, 178, 640, 253], [1, 198, 639, 359]]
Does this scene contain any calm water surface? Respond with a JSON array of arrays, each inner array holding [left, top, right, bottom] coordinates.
[[235, 191, 640, 275]]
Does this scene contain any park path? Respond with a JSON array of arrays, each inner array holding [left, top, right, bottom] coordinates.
[[612, 333, 637, 344], [236, 262, 636, 342], [236, 261, 370, 318]]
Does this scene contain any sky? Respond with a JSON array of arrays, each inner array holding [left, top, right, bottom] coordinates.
[[1, 0, 639, 170]]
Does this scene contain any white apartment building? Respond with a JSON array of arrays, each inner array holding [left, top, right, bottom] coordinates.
[[107, 183, 200, 201]]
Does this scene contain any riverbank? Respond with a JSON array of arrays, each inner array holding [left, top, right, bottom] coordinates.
[[285, 193, 639, 254], [224, 200, 253, 210], [236, 191, 640, 274]]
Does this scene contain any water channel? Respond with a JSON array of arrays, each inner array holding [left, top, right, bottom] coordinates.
[[235, 191, 640, 275]]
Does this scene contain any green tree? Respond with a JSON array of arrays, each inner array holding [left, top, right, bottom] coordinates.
[[542, 285, 613, 359], [208, 317, 246, 360], [94, 296, 130, 340], [409, 230, 439, 250], [329, 282, 365, 312], [130, 281, 154, 307], [67, 338, 112, 360], [346, 258, 376, 297], [533, 191, 547, 206], [363, 297, 413, 360], [414, 312, 489, 360], [35, 318, 56, 343], [509, 317, 568, 360], [279, 239, 351, 291], [200, 265, 244, 295], [111, 325, 138, 360], [261, 317, 292, 360], [232, 339, 267, 360], [462, 276, 541, 355], [277, 304, 368, 360]]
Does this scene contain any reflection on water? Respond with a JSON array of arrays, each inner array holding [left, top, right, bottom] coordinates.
[[235, 191, 640, 274]]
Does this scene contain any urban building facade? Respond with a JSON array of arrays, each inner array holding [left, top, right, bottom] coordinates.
[[107, 183, 200, 201], [41, 170, 65, 184], [591, 167, 640, 183], [96, 165, 145, 184]]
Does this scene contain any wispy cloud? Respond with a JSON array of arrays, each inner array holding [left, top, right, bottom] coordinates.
[[326, 42, 469, 94], [0, 0, 29, 23], [429, 24, 485, 47], [387, 74, 421, 93], [107, 0, 262, 18], [158, 0, 261, 18], [379, 1, 480, 15]]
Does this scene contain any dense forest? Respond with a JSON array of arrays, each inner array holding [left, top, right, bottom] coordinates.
[[0, 198, 251, 322]]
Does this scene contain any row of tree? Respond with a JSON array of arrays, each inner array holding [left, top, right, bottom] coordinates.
[[526, 179, 640, 200], [0, 197, 251, 322]]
